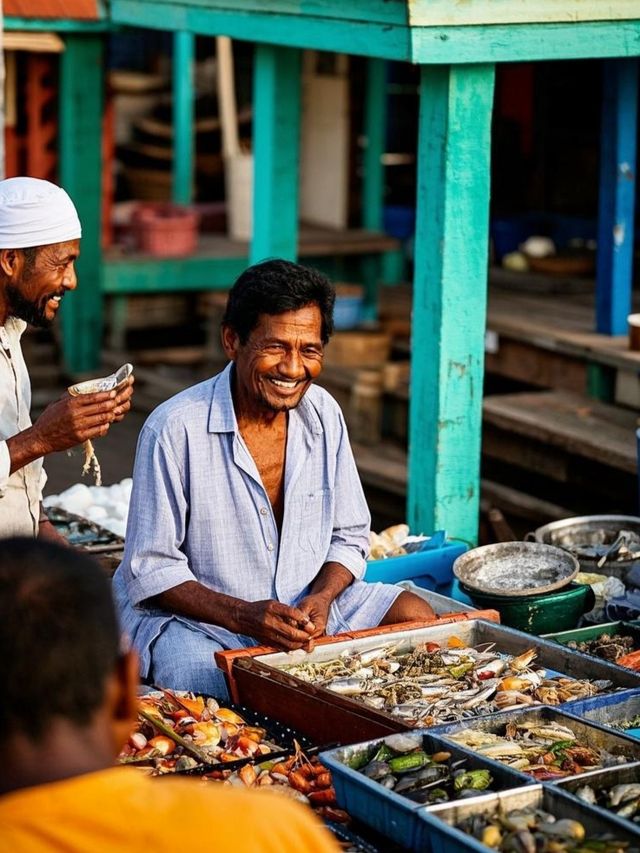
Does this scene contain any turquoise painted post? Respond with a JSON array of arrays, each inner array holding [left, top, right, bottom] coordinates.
[[408, 64, 496, 545], [59, 34, 104, 373], [250, 44, 301, 263], [361, 58, 387, 319], [172, 30, 195, 205], [596, 59, 638, 336]]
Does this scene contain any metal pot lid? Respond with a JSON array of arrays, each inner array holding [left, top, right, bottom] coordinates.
[[453, 541, 579, 597]]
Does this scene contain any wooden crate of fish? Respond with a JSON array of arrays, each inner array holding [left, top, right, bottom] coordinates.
[[320, 730, 535, 849], [417, 784, 640, 853], [230, 620, 640, 744], [431, 707, 640, 783], [559, 763, 640, 828], [118, 690, 313, 775], [565, 691, 640, 740], [544, 622, 640, 671]]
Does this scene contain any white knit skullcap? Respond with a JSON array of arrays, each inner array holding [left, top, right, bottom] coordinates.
[[0, 177, 82, 249]]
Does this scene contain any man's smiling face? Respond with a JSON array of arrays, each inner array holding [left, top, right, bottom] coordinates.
[[5, 239, 80, 328], [224, 304, 325, 415]]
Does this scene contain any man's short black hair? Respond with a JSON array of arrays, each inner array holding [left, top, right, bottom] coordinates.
[[0, 538, 120, 741], [222, 259, 336, 345]]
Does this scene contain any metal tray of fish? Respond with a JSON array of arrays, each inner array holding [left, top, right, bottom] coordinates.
[[235, 619, 640, 744], [563, 690, 640, 739], [320, 730, 535, 849], [558, 763, 640, 827], [416, 783, 640, 853], [430, 706, 640, 783]]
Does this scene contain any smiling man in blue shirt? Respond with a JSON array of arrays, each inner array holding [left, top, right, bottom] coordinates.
[[113, 260, 436, 696]]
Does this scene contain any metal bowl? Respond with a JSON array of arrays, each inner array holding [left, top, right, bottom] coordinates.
[[453, 541, 579, 597], [533, 515, 640, 580]]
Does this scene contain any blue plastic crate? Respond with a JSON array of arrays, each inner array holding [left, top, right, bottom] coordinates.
[[364, 540, 467, 593], [563, 688, 640, 739], [321, 730, 533, 850]]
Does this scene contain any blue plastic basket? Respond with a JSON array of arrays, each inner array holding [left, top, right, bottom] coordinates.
[[364, 540, 467, 592], [561, 689, 640, 739], [321, 730, 533, 850]]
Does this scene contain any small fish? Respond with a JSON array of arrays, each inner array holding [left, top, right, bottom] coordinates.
[[325, 677, 368, 695], [609, 783, 640, 807]]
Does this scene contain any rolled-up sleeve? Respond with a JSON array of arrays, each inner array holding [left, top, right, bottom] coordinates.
[[325, 413, 370, 580], [0, 440, 10, 496], [120, 425, 198, 606]]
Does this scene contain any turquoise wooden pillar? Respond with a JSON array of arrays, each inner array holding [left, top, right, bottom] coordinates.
[[408, 63, 495, 545], [172, 31, 195, 204], [596, 59, 638, 336], [59, 34, 104, 373], [250, 44, 301, 264], [361, 58, 387, 318]]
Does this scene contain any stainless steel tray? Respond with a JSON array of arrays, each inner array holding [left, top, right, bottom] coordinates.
[[431, 706, 640, 782], [418, 784, 640, 853], [558, 762, 640, 827], [253, 619, 640, 729]]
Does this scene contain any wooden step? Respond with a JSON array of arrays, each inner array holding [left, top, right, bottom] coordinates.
[[482, 390, 638, 474]]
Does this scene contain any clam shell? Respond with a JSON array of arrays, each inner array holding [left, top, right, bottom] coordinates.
[[68, 363, 133, 396]]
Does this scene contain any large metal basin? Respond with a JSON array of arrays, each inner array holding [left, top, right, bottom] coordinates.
[[534, 515, 640, 581]]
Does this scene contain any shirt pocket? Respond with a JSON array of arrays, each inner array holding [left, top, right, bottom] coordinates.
[[297, 488, 332, 555]]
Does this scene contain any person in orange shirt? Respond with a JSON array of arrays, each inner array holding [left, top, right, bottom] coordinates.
[[0, 537, 339, 852]]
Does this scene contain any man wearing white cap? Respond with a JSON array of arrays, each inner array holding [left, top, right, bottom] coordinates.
[[0, 177, 134, 539]]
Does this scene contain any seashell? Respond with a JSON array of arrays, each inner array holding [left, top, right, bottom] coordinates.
[[68, 362, 133, 397]]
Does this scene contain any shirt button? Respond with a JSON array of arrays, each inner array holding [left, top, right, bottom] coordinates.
[[267, 543, 274, 552], [260, 507, 268, 516]]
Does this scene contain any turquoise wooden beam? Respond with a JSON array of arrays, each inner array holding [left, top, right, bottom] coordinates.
[[362, 59, 387, 232], [596, 59, 638, 336], [59, 34, 104, 373], [172, 31, 195, 205], [250, 44, 302, 264], [4, 17, 110, 32], [111, 1, 411, 61], [361, 58, 388, 319], [408, 63, 495, 545]]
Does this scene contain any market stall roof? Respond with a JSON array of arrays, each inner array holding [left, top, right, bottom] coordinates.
[[4, 0, 100, 17], [110, 0, 640, 63]]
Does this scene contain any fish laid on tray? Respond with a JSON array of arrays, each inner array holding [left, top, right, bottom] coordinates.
[[282, 639, 612, 726], [448, 720, 628, 781], [346, 733, 495, 806], [119, 691, 279, 773], [457, 807, 631, 852], [201, 743, 348, 825]]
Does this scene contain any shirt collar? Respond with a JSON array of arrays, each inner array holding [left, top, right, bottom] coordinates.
[[207, 361, 324, 437]]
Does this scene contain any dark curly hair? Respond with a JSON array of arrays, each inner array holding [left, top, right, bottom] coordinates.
[[0, 538, 120, 741], [222, 259, 335, 344]]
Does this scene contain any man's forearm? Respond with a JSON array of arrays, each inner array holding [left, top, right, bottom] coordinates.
[[148, 580, 244, 633], [308, 562, 354, 604], [6, 427, 47, 476]]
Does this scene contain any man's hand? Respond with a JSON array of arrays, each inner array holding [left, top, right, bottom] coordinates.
[[235, 599, 317, 650], [31, 384, 132, 455], [297, 593, 331, 640]]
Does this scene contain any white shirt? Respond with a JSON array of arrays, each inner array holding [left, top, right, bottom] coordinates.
[[0, 317, 46, 537]]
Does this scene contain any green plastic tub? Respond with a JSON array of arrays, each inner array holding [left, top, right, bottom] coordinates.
[[459, 581, 593, 635]]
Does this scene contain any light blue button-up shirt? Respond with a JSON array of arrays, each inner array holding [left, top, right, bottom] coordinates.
[[114, 363, 377, 673]]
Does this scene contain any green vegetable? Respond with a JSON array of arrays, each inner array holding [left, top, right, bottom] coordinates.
[[372, 743, 396, 763], [453, 769, 492, 792], [549, 739, 576, 755], [388, 752, 431, 774], [346, 747, 376, 771], [448, 662, 475, 679]]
